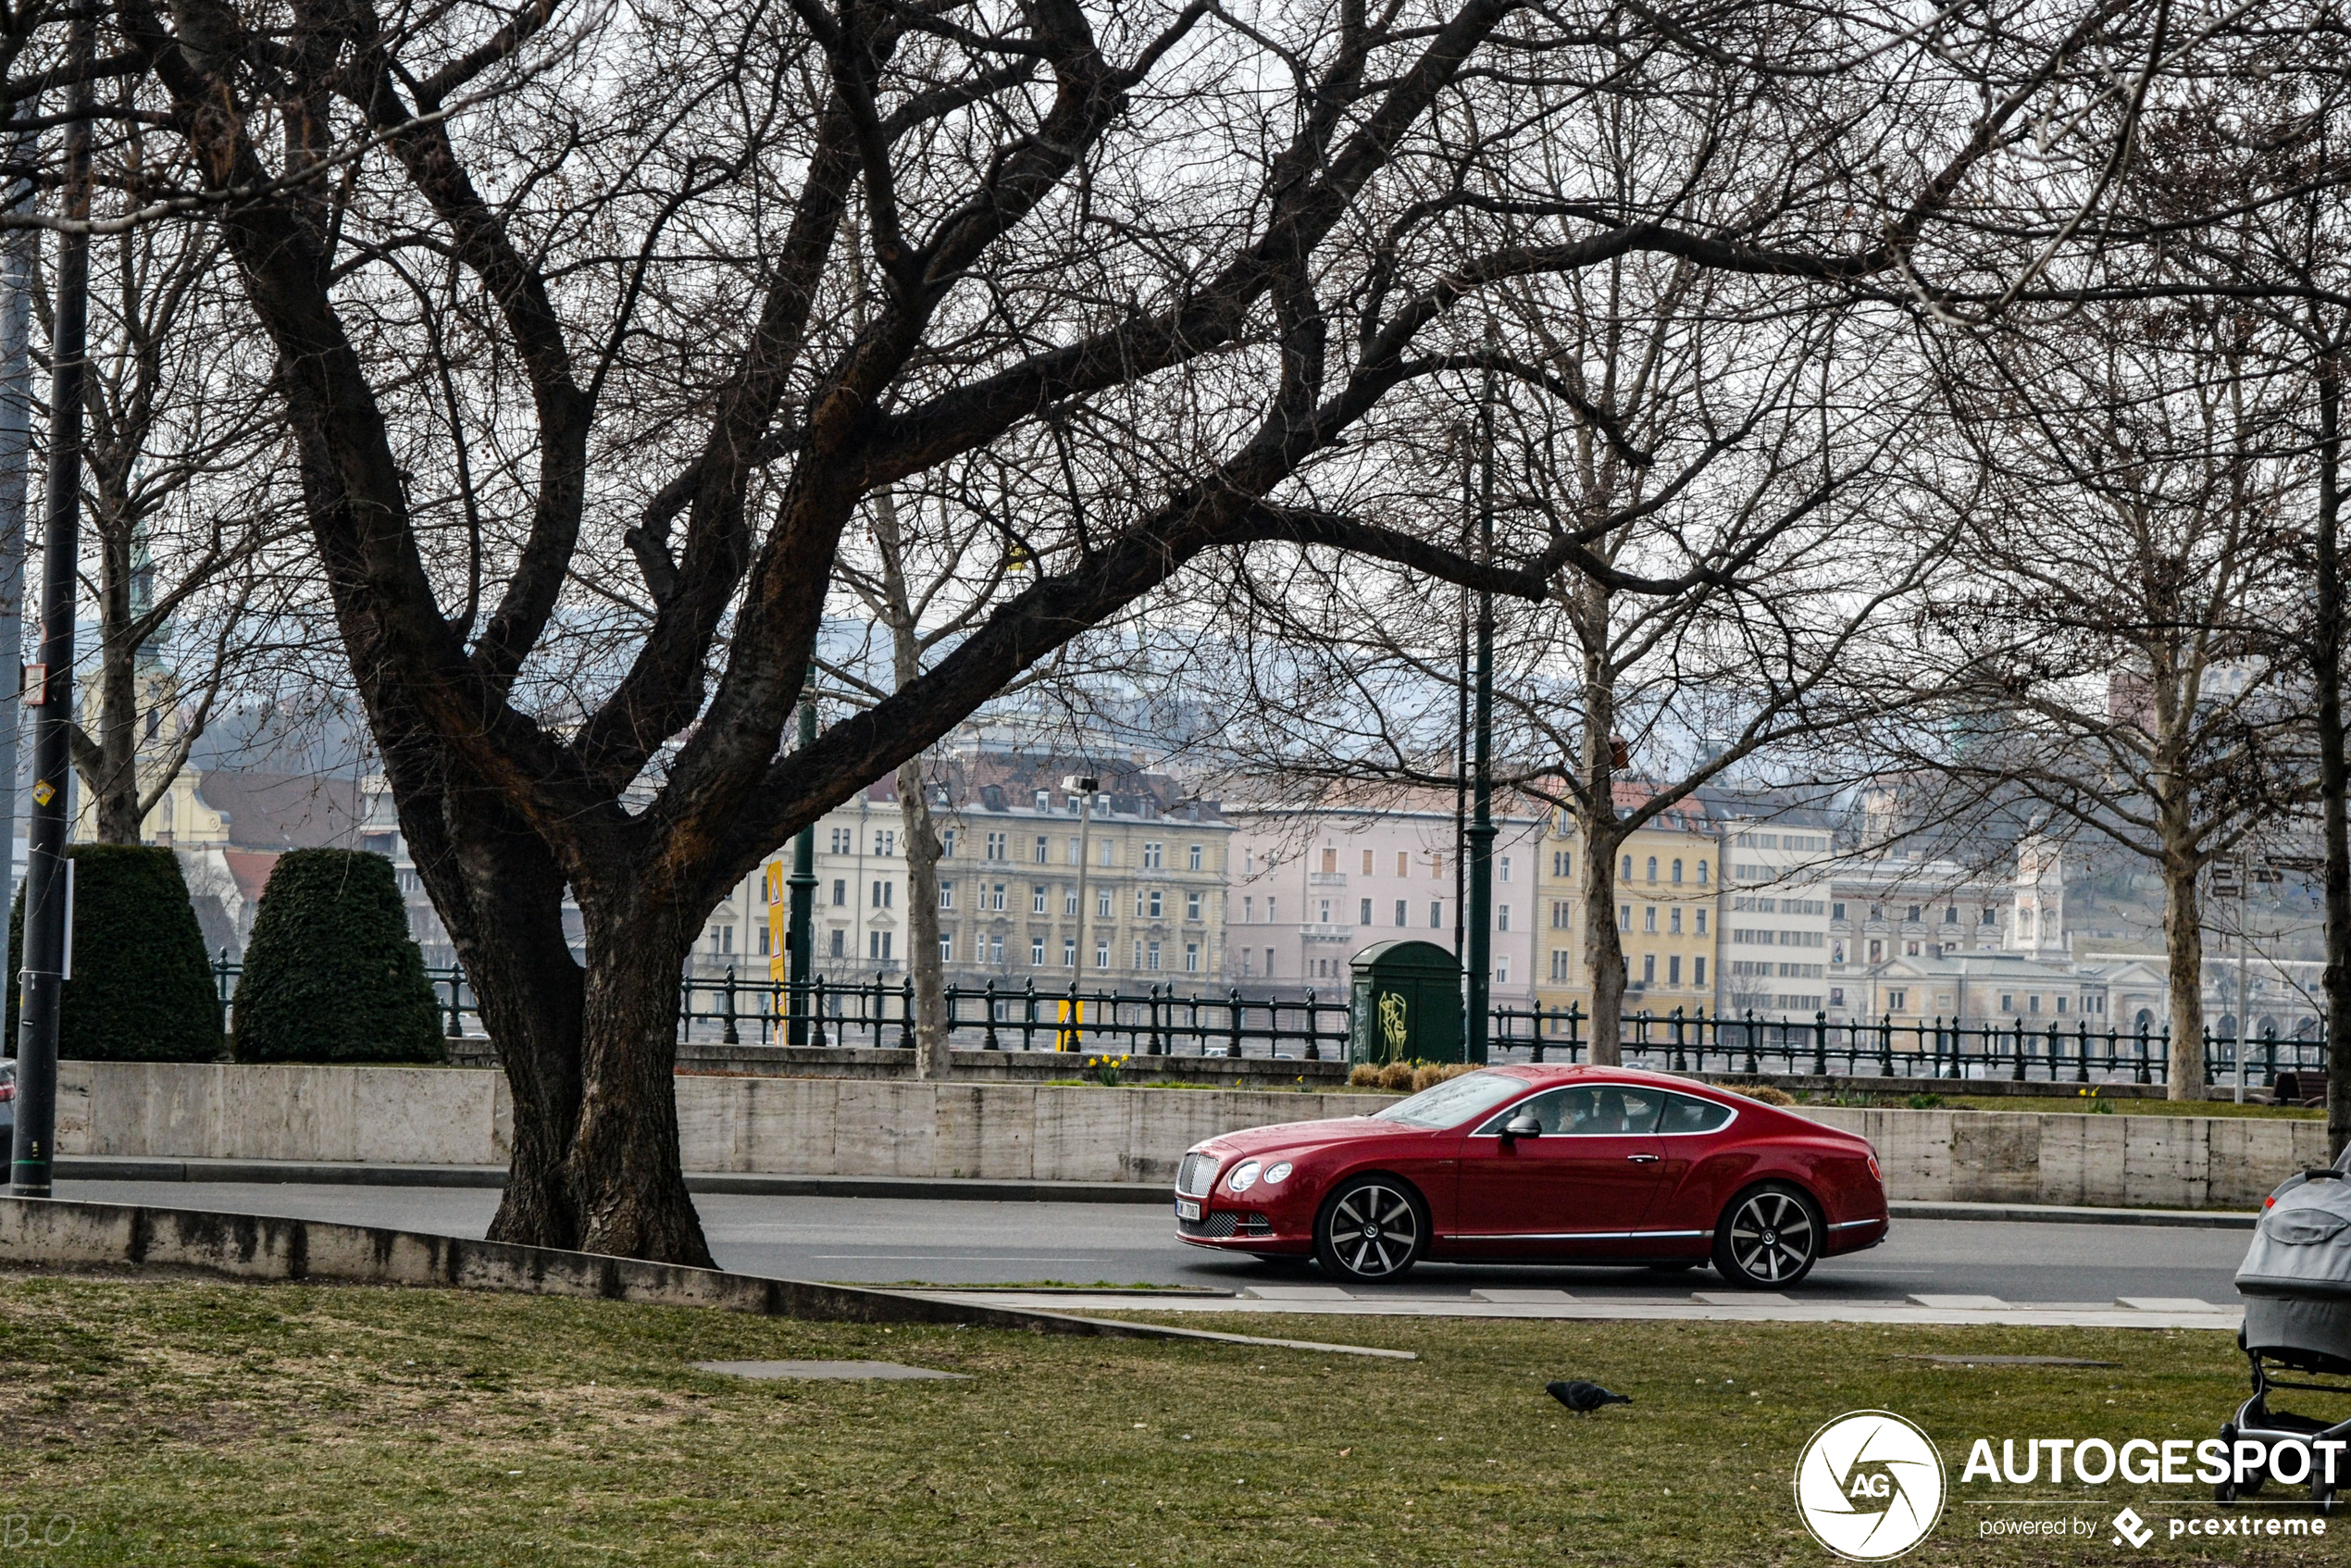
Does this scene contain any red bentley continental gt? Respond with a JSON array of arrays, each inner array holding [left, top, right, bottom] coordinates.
[[1174, 1065, 1887, 1287]]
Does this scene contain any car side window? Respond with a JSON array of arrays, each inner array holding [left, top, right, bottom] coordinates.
[[1480, 1086, 1663, 1135], [1656, 1093, 1735, 1135]]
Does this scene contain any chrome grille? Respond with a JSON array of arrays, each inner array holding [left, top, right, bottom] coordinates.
[[1177, 1151, 1218, 1199]]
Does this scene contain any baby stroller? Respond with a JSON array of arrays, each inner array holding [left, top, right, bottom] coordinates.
[[2225, 1164, 2351, 1512]]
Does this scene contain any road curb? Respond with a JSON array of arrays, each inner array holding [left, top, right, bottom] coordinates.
[[55, 1160, 2266, 1226]]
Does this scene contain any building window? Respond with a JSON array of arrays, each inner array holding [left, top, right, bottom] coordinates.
[[1868, 939, 1883, 962], [1550, 901, 1570, 929], [1096, 942, 1109, 970], [1264, 947, 1275, 975], [1831, 902, 1845, 922], [1243, 896, 1254, 923], [1065, 888, 1079, 915], [829, 928, 845, 957], [1033, 886, 1048, 915], [871, 880, 893, 908], [1241, 949, 1253, 977], [1887, 989, 1907, 1012], [1317, 899, 1332, 923], [1099, 840, 1114, 866], [710, 926, 733, 953], [1642, 952, 1656, 984], [1321, 847, 1338, 873], [2029, 994, 2042, 1013], [989, 935, 1003, 964], [1643, 905, 1657, 933], [986, 832, 1006, 860], [1031, 938, 1045, 966], [1144, 842, 1164, 870], [876, 830, 897, 856], [868, 930, 893, 961], [1669, 955, 1683, 985], [1499, 904, 1511, 931], [1943, 906, 1958, 924], [1499, 855, 1511, 884], [1067, 837, 1081, 865], [1189, 844, 1204, 871], [1622, 855, 1634, 880], [1429, 902, 1442, 928], [2057, 996, 2070, 1014], [1362, 849, 1375, 875], [1550, 950, 1571, 980], [1148, 941, 1163, 971], [940, 829, 957, 858], [1671, 858, 1684, 884], [1696, 861, 1708, 885], [1619, 904, 1631, 930], [1693, 957, 1706, 987], [1099, 888, 1113, 917], [831, 878, 846, 907], [1034, 836, 1049, 863], [830, 828, 852, 853], [1496, 955, 1511, 986], [1064, 939, 1076, 967], [1981, 906, 1997, 925], [989, 883, 1007, 912], [1904, 940, 1921, 956], [1398, 852, 1410, 877], [940, 934, 953, 963], [1553, 850, 1572, 878], [939, 881, 955, 910], [1906, 904, 1922, 922], [1646, 857, 1658, 883], [1433, 852, 1444, 879], [1359, 898, 1373, 926], [1669, 907, 1683, 935], [1188, 890, 1202, 921], [1395, 899, 1408, 927], [1149, 890, 1163, 918], [1185, 943, 1200, 973], [757, 926, 771, 956]]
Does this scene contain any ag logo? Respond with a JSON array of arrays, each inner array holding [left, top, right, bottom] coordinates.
[[1793, 1411, 1947, 1560]]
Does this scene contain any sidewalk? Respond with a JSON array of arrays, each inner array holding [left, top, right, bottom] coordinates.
[[54, 1157, 2262, 1226]]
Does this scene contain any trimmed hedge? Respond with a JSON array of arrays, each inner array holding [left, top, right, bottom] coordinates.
[[231, 849, 445, 1064], [5, 843, 224, 1062]]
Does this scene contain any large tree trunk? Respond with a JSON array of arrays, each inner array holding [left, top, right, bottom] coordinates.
[[75, 492, 143, 843], [2316, 354, 2351, 1160], [897, 757, 950, 1077], [566, 885, 714, 1266], [2158, 826, 2208, 1101], [1576, 622, 1625, 1065]]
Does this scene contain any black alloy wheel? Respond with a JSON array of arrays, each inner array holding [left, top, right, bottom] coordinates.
[[1710, 1182, 1822, 1288], [1314, 1176, 1424, 1282]]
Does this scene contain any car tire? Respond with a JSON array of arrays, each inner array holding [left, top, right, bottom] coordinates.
[[1711, 1182, 1823, 1289], [1313, 1176, 1425, 1283]]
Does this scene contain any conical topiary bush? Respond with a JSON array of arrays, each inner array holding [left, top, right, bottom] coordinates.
[[230, 848, 446, 1064], [5, 843, 224, 1061]]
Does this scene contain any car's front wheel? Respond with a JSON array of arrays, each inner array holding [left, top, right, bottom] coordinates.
[[1314, 1176, 1424, 1283], [1711, 1182, 1822, 1288]]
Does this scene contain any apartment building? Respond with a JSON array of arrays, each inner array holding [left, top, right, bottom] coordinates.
[[1223, 789, 1545, 1002], [1533, 787, 1721, 1019], [751, 752, 1232, 992], [1717, 813, 1837, 1017]]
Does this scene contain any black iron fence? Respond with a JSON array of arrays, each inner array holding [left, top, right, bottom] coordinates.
[[206, 951, 2329, 1085]]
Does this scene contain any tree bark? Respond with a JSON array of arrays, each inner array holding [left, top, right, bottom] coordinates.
[[565, 884, 714, 1266], [2315, 353, 2351, 1158], [1578, 642, 1625, 1065], [870, 489, 951, 1076], [2158, 824, 2208, 1101]]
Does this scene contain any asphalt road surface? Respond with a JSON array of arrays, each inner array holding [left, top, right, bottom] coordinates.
[[52, 1179, 2250, 1303]]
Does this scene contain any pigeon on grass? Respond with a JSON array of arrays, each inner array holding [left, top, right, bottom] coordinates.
[[1547, 1379, 1631, 1413]]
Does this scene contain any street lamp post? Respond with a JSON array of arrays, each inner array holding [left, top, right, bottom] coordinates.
[[785, 691, 817, 1046], [1063, 774, 1098, 1049], [13, 15, 93, 1198], [1465, 372, 1497, 1066]]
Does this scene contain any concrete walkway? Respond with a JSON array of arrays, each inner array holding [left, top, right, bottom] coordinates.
[[909, 1287, 2245, 1332]]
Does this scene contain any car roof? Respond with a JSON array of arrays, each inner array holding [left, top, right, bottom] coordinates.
[[1483, 1063, 1744, 1102]]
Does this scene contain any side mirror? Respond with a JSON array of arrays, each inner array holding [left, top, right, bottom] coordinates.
[[1502, 1113, 1542, 1140]]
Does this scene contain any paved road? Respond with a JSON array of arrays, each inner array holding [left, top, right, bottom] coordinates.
[[54, 1179, 2252, 1303]]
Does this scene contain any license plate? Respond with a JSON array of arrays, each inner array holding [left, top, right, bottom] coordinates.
[[1176, 1199, 1200, 1221]]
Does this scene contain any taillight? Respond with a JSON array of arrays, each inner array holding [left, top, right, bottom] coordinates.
[[1867, 1154, 1881, 1183], [0, 1083, 15, 1102]]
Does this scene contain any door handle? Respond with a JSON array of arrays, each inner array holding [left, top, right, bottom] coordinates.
[[1626, 1153, 1661, 1164]]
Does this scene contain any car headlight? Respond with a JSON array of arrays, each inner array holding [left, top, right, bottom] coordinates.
[[1227, 1160, 1263, 1193], [1263, 1162, 1294, 1186]]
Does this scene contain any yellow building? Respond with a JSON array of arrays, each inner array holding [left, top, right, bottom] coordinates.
[[1533, 790, 1721, 1022]]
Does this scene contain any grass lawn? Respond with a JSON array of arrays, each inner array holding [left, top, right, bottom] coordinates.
[[0, 1275, 2326, 1565]]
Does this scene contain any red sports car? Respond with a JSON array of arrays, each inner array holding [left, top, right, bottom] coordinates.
[[1174, 1064, 1887, 1287]]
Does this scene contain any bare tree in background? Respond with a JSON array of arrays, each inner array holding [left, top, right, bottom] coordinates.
[[68, 210, 300, 843], [1923, 298, 2311, 1097]]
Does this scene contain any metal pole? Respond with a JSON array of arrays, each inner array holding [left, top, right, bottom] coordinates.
[[784, 691, 816, 1045], [0, 128, 35, 915], [14, 23, 92, 1198], [1070, 781, 1092, 1050], [2236, 849, 2251, 1106], [1465, 369, 1497, 1065]]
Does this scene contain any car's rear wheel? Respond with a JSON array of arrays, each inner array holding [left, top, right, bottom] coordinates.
[[1314, 1176, 1424, 1282], [1711, 1182, 1822, 1288]]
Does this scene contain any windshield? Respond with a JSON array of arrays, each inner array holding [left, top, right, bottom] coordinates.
[[1373, 1071, 1526, 1129]]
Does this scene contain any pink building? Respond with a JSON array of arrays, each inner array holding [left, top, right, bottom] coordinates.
[[1222, 787, 1546, 1004]]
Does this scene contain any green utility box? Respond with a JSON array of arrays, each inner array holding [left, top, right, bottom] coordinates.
[[1349, 940, 1463, 1065]]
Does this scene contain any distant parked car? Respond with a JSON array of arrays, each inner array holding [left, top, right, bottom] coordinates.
[[1174, 1064, 1889, 1287]]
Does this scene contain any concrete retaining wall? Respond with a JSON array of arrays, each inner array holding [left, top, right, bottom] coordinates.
[[53, 1062, 2331, 1208]]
